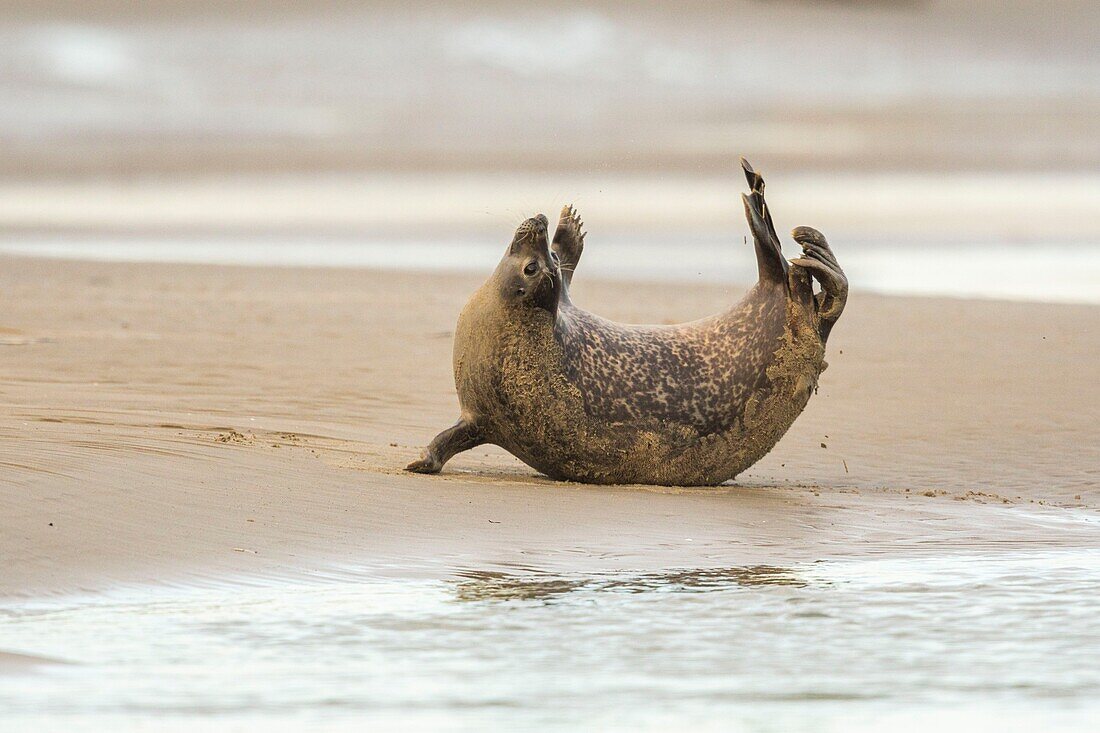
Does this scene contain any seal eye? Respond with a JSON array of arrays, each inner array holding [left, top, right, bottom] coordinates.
[[550, 251, 560, 265], [523, 261, 539, 276]]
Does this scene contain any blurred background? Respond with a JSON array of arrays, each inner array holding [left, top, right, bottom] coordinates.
[[1, 0, 1098, 300]]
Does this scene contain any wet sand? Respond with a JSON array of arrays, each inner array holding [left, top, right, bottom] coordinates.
[[1, 255, 1098, 600]]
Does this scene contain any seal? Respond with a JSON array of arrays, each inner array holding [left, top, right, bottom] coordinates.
[[406, 159, 847, 485]]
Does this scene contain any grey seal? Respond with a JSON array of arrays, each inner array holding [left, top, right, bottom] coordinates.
[[407, 159, 847, 485]]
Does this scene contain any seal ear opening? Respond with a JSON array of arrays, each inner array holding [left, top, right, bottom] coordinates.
[[740, 158, 789, 287]]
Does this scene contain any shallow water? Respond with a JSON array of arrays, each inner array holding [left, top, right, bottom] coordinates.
[[3, 235, 1100, 304], [3, 551, 1099, 731]]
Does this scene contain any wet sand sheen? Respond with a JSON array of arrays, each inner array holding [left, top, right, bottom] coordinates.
[[0, 255, 1097, 599]]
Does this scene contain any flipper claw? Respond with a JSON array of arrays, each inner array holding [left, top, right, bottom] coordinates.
[[553, 204, 586, 286], [405, 454, 442, 474]]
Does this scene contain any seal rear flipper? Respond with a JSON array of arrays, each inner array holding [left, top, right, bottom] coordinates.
[[790, 226, 848, 341], [552, 204, 585, 287], [740, 158, 789, 288]]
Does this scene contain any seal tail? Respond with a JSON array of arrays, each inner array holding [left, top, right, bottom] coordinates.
[[740, 158, 789, 287]]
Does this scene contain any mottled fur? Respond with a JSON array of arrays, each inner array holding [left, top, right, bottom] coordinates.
[[407, 160, 847, 485]]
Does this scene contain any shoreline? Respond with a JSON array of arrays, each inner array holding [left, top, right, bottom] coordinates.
[[3, 237, 1100, 307], [1, 254, 1097, 600], [1, 172, 1098, 240]]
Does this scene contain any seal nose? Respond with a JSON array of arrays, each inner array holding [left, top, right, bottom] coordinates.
[[510, 214, 551, 254], [519, 214, 548, 236], [515, 215, 549, 241]]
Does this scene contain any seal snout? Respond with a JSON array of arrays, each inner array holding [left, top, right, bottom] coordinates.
[[508, 214, 553, 258], [516, 214, 549, 239]]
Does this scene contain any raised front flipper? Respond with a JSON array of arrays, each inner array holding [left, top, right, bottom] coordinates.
[[790, 227, 847, 341], [552, 204, 585, 287], [405, 418, 484, 474]]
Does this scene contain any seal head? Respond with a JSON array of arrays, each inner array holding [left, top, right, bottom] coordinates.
[[495, 214, 562, 316]]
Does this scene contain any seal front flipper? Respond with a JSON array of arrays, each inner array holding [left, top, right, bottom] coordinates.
[[552, 204, 585, 287], [740, 158, 789, 287], [790, 226, 847, 341], [405, 418, 484, 474]]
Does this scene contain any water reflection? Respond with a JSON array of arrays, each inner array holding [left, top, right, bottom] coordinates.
[[454, 565, 805, 602], [4, 552, 1099, 731]]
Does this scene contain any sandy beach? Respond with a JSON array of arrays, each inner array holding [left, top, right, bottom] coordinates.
[[2, 255, 1097, 600]]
